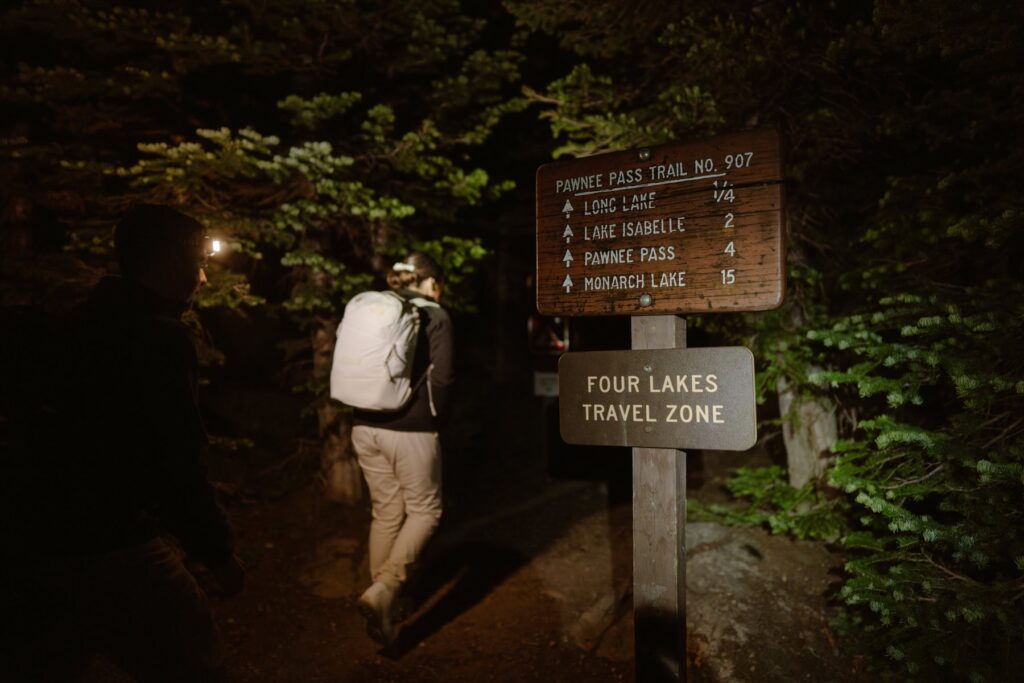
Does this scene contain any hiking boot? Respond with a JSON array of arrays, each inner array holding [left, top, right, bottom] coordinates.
[[357, 581, 397, 646]]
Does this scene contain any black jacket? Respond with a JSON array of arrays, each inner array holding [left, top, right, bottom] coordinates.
[[8, 276, 234, 564], [352, 289, 455, 432]]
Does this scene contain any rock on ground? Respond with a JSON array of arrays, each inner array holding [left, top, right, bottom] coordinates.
[[685, 522, 851, 682]]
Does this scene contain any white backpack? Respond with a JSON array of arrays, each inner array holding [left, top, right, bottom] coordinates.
[[329, 290, 437, 412]]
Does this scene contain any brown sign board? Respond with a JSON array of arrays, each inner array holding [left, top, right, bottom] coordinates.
[[558, 347, 756, 450], [536, 128, 784, 316]]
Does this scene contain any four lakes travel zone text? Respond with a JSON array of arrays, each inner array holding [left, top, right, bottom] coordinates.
[[581, 373, 726, 424]]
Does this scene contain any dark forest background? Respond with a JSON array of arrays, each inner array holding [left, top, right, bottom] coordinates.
[[2, 1, 1022, 679]]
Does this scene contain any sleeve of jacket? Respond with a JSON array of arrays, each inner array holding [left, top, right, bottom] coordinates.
[[426, 306, 455, 418], [146, 323, 235, 566]]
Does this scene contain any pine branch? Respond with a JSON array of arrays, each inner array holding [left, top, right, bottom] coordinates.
[[881, 465, 945, 490]]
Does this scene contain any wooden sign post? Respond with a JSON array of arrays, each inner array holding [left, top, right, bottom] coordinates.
[[535, 129, 785, 682], [630, 315, 689, 683]]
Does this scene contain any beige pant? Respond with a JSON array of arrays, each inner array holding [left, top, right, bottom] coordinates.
[[351, 426, 442, 589]]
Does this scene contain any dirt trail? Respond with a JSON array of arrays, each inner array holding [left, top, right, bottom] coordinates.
[[215, 479, 633, 683]]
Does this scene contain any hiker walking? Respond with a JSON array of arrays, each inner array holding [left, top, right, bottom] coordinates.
[[330, 252, 454, 645]]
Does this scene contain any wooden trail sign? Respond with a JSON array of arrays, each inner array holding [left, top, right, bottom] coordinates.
[[536, 127, 784, 316]]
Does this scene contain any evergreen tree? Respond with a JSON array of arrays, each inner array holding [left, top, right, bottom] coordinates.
[[509, 0, 1024, 677], [1, 0, 525, 500]]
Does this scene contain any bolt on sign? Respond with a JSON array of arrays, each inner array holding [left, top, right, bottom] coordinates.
[[558, 347, 756, 450], [536, 127, 784, 316]]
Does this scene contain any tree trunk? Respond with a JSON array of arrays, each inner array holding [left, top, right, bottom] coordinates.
[[776, 232, 838, 489], [777, 371, 837, 489], [312, 314, 363, 504]]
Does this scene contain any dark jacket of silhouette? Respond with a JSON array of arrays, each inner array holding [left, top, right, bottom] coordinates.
[[20, 275, 234, 564]]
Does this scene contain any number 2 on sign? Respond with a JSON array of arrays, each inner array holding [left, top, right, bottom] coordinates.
[[721, 268, 736, 285], [724, 213, 734, 228]]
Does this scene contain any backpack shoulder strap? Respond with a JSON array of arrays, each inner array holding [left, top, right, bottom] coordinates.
[[404, 296, 440, 414], [408, 296, 440, 309]]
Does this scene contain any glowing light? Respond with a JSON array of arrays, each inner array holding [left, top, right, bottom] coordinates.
[[211, 239, 222, 254]]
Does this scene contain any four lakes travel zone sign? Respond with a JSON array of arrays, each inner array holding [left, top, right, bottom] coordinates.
[[558, 347, 757, 450], [536, 127, 784, 316]]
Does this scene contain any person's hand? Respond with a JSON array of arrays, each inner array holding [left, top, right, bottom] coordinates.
[[208, 553, 246, 597]]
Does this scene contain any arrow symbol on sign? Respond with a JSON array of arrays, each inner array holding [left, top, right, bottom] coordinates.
[[563, 249, 573, 267], [563, 224, 573, 243], [562, 199, 574, 218], [562, 274, 573, 293]]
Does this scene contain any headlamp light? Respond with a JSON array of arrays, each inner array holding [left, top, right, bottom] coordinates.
[[200, 236, 224, 267]]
